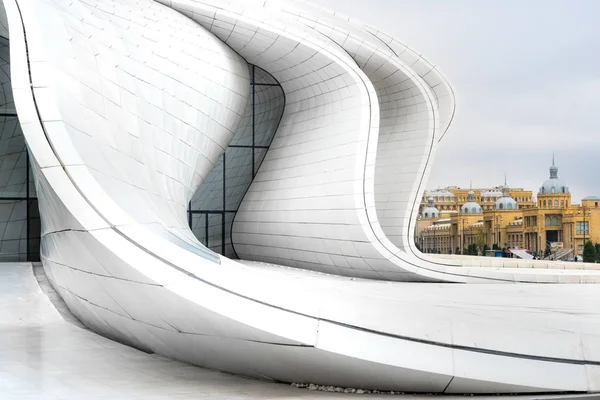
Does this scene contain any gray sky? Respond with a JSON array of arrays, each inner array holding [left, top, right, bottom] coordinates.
[[313, 0, 600, 202]]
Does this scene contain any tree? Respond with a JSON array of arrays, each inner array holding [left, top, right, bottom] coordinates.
[[492, 243, 499, 250], [583, 241, 596, 263], [474, 229, 486, 256], [467, 243, 478, 256], [455, 247, 461, 255], [595, 243, 600, 262], [482, 244, 490, 256]]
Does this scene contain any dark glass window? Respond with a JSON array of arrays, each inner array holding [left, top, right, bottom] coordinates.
[[188, 65, 285, 257], [0, 35, 40, 261], [576, 221, 589, 235]]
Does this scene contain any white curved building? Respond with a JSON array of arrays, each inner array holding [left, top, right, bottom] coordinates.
[[2, 0, 600, 394]]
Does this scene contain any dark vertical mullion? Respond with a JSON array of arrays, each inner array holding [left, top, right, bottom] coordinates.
[[251, 65, 256, 178], [26, 150, 30, 261], [187, 201, 192, 229], [222, 154, 226, 255], [205, 213, 209, 247]]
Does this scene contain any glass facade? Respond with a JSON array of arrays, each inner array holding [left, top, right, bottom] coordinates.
[[0, 25, 282, 262], [0, 35, 40, 262], [188, 65, 285, 258]]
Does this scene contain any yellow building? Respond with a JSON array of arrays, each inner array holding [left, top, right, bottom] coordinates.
[[419, 185, 534, 214], [482, 185, 523, 249], [419, 218, 452, 254], [415, 196, 457, 253], [521, 159, 600, 256], [451, 213, 485, 254], [416, 159, 600, 258]]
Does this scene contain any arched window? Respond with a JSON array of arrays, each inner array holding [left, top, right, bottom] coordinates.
[[507, 203, 513, 209], [425, 213, 429, 218], [499, 203, 504, 210], [545, 216, 551, 226], [472, 207, 477, 213], [543, 200, 547, 207], [551, 187, 556, 193], [552, 216, 559, 226], [560, 200, 564, 207], [554, 200, 558, 207]]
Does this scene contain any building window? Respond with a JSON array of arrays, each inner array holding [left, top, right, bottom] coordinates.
[[543, 200, 547, 207], [0, 85, 40, 260], [551, 216, 559, 226], [545, 216, 551, 226], [560, 200, 564, 207], [554, 200, 558, 207], [576, 221, 589, 235], [188, 64, 285, 257], [507, 203, 513, 209]]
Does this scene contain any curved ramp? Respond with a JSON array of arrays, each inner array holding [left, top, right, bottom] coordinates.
[[3, 0, 600, 393]]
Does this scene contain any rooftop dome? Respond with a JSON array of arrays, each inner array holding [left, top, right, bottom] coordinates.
[[461, 190, 482, 214], [540, 155, 569, 195], [495, 185, 518, 210], [422, 196, 440, 218]]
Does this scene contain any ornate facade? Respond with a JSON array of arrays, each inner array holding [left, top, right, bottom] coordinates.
[[418, 160, 600, 257], [419, 186, 535, 213]]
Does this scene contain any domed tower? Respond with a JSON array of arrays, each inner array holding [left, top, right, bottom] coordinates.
[[540, 155, 569, 195], [496, 178, 518, 210], [538, 155, 571, 210], [421, 196, 440, 219], [461, 190, 482, 214]]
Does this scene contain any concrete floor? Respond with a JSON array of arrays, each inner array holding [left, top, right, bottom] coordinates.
[[0, 263, 597, 400]]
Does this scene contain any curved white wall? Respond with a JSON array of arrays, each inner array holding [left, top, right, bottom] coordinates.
[[158, 0, 600, 283], [4, 0, 600, 394]]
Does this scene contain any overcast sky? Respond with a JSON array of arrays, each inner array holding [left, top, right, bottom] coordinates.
[[313, 0, 600, 202]]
